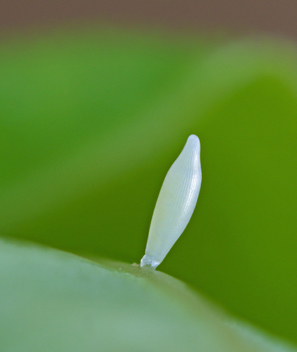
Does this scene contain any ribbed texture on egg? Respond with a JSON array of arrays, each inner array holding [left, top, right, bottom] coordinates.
[[141, 135, 202, 269]]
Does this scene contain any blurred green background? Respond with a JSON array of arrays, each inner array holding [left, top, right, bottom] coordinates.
[[1, 24, 297, 344]]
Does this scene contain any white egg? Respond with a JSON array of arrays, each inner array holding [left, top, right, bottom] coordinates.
[[140, 135, 202, 269]]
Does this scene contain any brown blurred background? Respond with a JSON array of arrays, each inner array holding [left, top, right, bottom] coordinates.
[[0, 0, 297, 40]]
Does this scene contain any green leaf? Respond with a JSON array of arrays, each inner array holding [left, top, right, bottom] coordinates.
[[0, 238, 295, 352]]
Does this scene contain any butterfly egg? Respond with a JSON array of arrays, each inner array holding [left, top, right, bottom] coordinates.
[[140, 135, 202, 269]]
